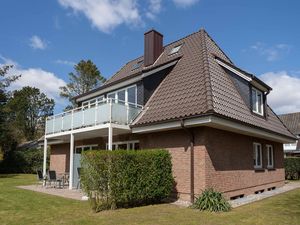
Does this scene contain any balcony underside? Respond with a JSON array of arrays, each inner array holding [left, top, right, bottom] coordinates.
[[45, 123, 131, 143]]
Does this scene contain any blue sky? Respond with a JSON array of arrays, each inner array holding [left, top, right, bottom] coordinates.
[[0, 0, 300, 114]]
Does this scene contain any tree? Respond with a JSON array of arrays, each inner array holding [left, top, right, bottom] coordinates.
[[59, 60, 106, 108], [0, 65, 20, 155], [6, 86, 55, 141]]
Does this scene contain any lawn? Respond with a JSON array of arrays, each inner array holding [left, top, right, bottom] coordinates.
[[0, 174, 300, 225]]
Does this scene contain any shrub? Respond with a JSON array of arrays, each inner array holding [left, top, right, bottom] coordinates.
[[81, 149, 174, 212], [191, 188, 231, 212], [284, 157, 300, 180]]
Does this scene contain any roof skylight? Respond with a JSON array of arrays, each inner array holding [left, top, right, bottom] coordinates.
[[169, 44, 182, 55], [132, 60, 143, 70]]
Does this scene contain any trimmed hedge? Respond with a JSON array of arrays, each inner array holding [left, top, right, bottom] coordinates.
[[284, 157, 300, 180], [81, 149, 174, 212]]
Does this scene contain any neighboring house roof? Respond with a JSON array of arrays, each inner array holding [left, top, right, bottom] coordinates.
[[279, 112, 300, 135], [75, 29, 295, 140]]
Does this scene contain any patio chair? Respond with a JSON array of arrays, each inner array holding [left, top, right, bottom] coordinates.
[[76, 168, 81, 189], [48, 170, 62, 188], [36, 170, 44, 187]]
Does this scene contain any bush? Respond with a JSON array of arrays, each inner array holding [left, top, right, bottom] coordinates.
[[191, 188, 231, 212], [81, 149, 174, 212], [284, 157, 300, 180]]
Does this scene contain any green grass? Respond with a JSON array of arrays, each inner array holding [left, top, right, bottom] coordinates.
[[0, 174, 300, 225]]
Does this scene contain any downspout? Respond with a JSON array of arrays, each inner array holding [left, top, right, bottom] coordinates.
[[180, 119, 195, 203]]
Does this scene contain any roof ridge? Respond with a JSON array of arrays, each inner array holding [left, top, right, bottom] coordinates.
[[200, 29, 214, 112], [201, 29, 234, 64]]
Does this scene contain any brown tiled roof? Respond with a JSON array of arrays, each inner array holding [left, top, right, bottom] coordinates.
[[75, 28, 294, 139], [279, 112, 300, 135], [131, 29, 294, 139]]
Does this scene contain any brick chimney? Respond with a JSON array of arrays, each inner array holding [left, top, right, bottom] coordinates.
[[144, 29, 163, 67]]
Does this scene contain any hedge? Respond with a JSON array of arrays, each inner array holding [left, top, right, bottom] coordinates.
[[81, 149, 174, 212], [284, 157, 300, 180]]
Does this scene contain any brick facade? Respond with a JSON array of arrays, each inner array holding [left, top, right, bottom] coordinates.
[[49, 126, 285, 201]]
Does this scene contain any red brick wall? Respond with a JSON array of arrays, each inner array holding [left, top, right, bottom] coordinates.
[[50, 144, 69, 175], [204, 127, 285, 199], [139, 128, 207, 202], [49, 126, 285, 201]]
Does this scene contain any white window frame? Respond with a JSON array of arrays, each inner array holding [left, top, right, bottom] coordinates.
[[82, 95, 104, 108], [75, 144, 98, 154], [266, 145, 274, 168], [107, 84, 137, 106], [253, 142, 263, 169], [252, 87, 264, 116], [105, 140, 139, 150]]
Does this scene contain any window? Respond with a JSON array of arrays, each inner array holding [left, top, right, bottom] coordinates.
[[75, 145, 98, 154], [82, 96, 104, 108], [253, 143, 262, 169], [107, 85, 137, 106], [169, 44, 182, 55], [106, 140, 139, 150], [252, 88, 264, 115], [267, 145, 274, 168]]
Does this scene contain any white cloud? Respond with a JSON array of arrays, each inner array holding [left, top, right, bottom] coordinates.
[[58, 0, 199, 32], [146, 0, 162, 19], [58, 0, 142, 33], [260, 71, 300, 114], [55, 59, 75, 66], [29, 35, 48, 50], [250, 42, 291, 62], [172, 0, 199, 7], [0, 55, 67, 107]]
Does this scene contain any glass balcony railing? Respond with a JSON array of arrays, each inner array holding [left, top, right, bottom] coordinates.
[[45, 99, 142, 135]]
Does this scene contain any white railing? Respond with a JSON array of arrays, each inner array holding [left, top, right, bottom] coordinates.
[[45, 98, 142, 135]]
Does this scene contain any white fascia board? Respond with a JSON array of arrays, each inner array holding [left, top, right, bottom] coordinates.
[[132, 116, 212, 133], [209, 116, 295, 143], [215, 58, 252, 82], [132, 115, 294, 143], [142, 60, 178, 78]]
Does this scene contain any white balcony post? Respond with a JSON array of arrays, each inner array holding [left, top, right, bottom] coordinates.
[[108, 125, 113, 151], [69, 133, 74, 189], [61, 115, 64, 131], [52, 117, 55, 133], [95, 104, 98, 125], [109, 98, 112, 123], [42, 137, 47, 186], [71, 110, 74, 130]]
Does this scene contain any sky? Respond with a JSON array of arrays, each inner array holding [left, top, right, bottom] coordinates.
[[0, 0, 300, 114]]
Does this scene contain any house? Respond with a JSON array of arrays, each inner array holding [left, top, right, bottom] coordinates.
[[279, 112, 300, 157], [42, 29, 296, 202]]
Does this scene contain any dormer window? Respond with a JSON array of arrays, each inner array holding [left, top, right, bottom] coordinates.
[[252, 87, 264, 116]]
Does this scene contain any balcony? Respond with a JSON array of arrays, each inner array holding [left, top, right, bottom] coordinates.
[[45, 99, 142, 136]]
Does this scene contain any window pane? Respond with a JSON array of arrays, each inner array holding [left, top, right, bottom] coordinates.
[[107, 93, 116, 103], [252, 90, 257, 112], [128, 86, 136, 105], [257, 145, 261, 166], [257, 92, 262, 114], [118, 90, 125, 105]]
